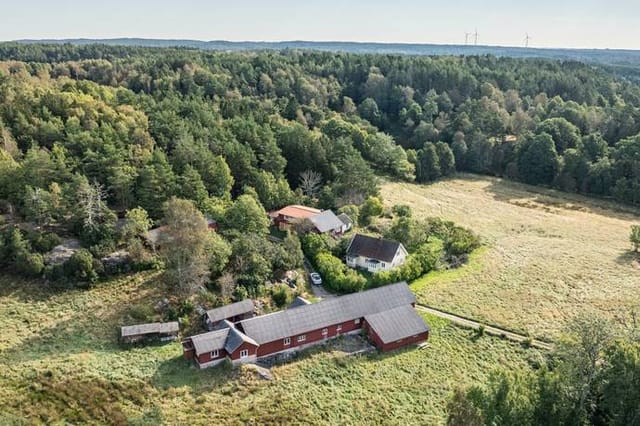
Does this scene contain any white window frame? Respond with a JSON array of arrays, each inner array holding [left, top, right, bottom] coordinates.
[[354, 318, 361, 325], [284, 337, 291, 346], [297, 335, 306, 342], [322, 328, 328, 336], [336, 324, 342, 332], [211, 349, 219, 358], [240, 349, 249, 358]]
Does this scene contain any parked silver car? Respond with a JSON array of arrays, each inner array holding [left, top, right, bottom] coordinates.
[[310, 272, 322, 286]]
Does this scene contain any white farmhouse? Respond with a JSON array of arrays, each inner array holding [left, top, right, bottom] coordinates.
[[345, 234, 408, 273]]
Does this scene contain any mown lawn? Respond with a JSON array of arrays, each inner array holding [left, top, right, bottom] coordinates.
[[382, 174, 640, 339], [0, 274, 543, 425]]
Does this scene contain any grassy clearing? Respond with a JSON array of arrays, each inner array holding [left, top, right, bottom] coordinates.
[[382, 174, 640, 339], [0, 274, 542, 424]]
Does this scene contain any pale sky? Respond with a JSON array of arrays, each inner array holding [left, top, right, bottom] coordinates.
[[1, 0, 639, 50]]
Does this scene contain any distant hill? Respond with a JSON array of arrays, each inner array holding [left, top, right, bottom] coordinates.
[[14, 38, 640, 69]]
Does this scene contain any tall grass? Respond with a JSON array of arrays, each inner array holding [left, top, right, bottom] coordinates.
[[382, 175, 640, 339], [0, 274, 542, 424]]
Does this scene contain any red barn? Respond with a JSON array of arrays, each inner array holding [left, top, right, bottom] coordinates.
[[182, 282, 429, 368]]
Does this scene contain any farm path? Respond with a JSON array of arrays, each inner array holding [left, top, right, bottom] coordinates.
[[416, 304, 554, 351]]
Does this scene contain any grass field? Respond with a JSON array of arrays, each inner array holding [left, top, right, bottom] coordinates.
[[381, 174, 640, 339], [0, 274, 543, 424]]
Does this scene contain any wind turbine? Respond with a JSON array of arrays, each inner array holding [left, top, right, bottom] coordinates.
[[524, 33, 531, 48], [465, 32, 471, 45], [473, 28, 479, 46]]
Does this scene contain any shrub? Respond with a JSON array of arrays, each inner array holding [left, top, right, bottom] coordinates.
[[233, 285, 249, 301], [63, 249, 99, 284], [392, 204, 412, 218], [89, 239, 116, 259], [15, 251, 44, 277], [129, 305, 155, 322], [271, 285, 292, 308], [301, 233, 331, 260], [359, 196, 384, 226], [28, 231, 62, 253], [444, 226, 481, 257], [315, 252, 366, 293], [44, 263, 65, 281], [179, 299, 195, 317]]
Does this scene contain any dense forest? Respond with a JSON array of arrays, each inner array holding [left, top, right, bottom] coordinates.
[[1, 43, 640, 290]]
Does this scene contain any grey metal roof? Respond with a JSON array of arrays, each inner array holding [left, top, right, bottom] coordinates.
[[309, 210, 344, 233], [289, 296, 312, 309], [189, 322, 258, 355], [206, 299, 254, 324], [239, 282, 415, 344], [346, 234, 405, 263], [212, 319, 235, 331], [121, 322, 179, 337], [224, 327, 259, 353], [190, 329, 230, 355], [337, 213, 353, 226], [365, 305, 430, 344]]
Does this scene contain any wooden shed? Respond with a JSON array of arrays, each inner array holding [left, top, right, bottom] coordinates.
[[120, 321, 180, 344]]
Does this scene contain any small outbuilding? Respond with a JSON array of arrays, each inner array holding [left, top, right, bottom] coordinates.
[[337, 213, 353, 233], [120, 321, 179, 344], [204, 299, 255, 329], [364, 305, 430, 352]]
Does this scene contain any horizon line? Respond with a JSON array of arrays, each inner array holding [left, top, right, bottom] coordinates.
[[5, 37, 640, 53]]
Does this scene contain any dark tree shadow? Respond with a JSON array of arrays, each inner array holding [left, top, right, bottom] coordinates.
[[616, 250, 640, 266], [483, 176, 640, 222]]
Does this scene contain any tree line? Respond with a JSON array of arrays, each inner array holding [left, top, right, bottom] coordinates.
[[0, 43, 639, 291]]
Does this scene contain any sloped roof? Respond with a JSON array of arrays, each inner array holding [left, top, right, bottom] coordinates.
[[337, 213, 353, 226], [121, 322, 179, 338], [309, 210, 344, 233], [212, 319, 235, 331], [239, 282, 415, 344], [271, 205, 321, 219], [189, 325, 258, 356], [346, 234, 404, 263], [190, 328, 230, 355], [365, 305, 430, 344], [289, 296, 312, 309], [224, 327, 259, 353], [205, 299, 254, 324]]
